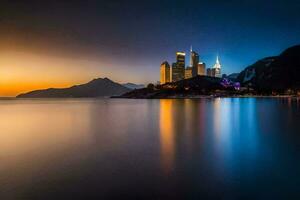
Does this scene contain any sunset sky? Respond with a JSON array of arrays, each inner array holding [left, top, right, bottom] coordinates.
[[1, 0, 300, 96]]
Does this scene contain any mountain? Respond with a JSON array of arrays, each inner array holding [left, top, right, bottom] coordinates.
[[227, 73, 240, 81], [17, 78, 131, 98], [237, 45, 300, 93], [118, 76, 226, 98], [122, 83, 145, 90], [237, 57, 278, 87]]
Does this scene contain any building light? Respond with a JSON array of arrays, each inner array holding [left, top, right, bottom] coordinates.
[[176, 52, 186, 56]]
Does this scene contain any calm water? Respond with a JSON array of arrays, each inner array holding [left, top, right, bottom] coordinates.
[[1, 98, 300, 199]]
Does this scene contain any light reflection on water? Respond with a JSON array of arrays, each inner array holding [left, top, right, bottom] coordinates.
[[159, 100, 174, 174], [1, 98, 300, 199]]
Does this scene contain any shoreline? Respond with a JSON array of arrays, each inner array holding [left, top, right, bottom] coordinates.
[[1, 95, 299, 100], [113, 94, 300, 99]]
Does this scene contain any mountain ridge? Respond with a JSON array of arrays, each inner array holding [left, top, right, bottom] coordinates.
[[122, 83, 145, 90], [237, 44, 300, 93], [17, 77, 131, 98]]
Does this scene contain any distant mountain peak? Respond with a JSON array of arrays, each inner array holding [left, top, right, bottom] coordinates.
[[17, 77, 131, 98], [122, 83, 145, 90]]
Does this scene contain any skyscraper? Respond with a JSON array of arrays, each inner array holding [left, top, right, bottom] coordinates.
[[190, 46, 199, 77], [160, 61, 171, 84], [207, 68, 213, 77], [172, 52, 185, 82], [185, 67, 193, 79], [171, 62, 177, 81], [177, 51, 185, 67], [212, 55, 222, 78], [197, 62, 206, 75]]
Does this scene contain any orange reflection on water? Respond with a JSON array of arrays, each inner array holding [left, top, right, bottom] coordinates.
[[0, 100, 93, 158], [159, 100, 175, 174]]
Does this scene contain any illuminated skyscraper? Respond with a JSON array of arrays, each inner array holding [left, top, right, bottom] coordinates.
[[171, 62, 176, 78], [197, 62, 206, 75], [190, 46, 199, 77], [172, 52, 185, 82], [212, 55, 222, 78], [177, 52, 185, 67], [160, 61, 171, 84], [185, 67, 193, 79]]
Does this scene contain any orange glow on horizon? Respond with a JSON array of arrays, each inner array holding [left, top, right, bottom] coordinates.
[[0, 37, 153, 97], [0, 81, 75, 97], [0, 50, 133, 97]]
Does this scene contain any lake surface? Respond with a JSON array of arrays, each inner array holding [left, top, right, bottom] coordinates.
[[1, 98, 300, 199]]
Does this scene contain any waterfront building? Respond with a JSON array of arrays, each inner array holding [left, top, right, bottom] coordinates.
[[190, 46, 199, 77], [171, 62, 176, 82], [207, 68, 214, 77], [172, 52, 186, 82], [212, 55, 222, 78], [197, 62, 206, 75], [185, 67, 193, 79], [160, 61, 171, 84]]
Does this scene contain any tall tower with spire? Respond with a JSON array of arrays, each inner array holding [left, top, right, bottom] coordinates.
[[212, 55, 222, 78], [190, 45, 199, 77]]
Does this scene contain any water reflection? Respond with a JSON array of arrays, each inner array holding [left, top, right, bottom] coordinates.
[[159, 100, 175, 174], [0, 99, 95, 199], [157, 98, 280, 189], [1, 98, 300, 198]]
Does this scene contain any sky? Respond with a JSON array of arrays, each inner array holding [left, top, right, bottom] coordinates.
[[0, 0, 300, 96]]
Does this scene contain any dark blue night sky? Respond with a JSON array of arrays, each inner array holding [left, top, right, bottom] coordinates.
[[1, 0, 300, 83]]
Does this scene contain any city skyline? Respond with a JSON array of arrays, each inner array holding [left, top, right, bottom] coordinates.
[[160, 48, 221, 84], [1, 0, 300, 96]]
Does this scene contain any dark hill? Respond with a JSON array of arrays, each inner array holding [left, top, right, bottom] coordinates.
[[122, 83, 145, 89], [119, 76, 224, 98], [238, 45, 300, 93], [17, 78, 131, 98]]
